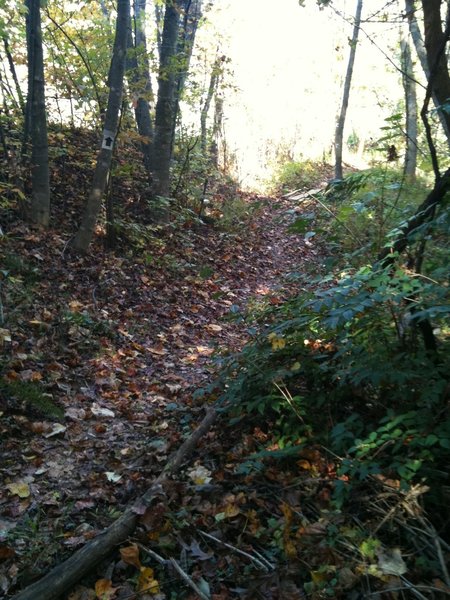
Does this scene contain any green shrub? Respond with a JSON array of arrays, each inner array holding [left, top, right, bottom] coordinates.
[[318, 167, 431, 257], [215, 235, 449, 509], [270, 159, 331, 195]]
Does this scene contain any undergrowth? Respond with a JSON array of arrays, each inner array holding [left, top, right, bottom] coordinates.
[[211, 165, 450, 596]]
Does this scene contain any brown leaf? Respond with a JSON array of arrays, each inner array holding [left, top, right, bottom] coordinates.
[[147, 345, 167, 356], [0, 546, 15, 560], [120, 544, 141, 570]]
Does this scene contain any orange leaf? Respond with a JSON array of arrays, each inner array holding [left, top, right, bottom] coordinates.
[[94, 579, 117, 600], [120, 543, 141, 569]]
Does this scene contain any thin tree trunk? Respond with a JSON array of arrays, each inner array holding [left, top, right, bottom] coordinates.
[[334, 0, 363, 181], [72, 0, 130, 252], [2, 36, 25, 114], [400, 31, 418, 180], [200, 55, 221, 155], [25, 0, 50, 227], [213, 95, 224, 169], [171, 0, 202, 149], [150, 0, 182, 202], [126, 0, 154, 178], [405, 0, 450, 145], [155, 3, 164, 59], [421, 0, 450, 140]]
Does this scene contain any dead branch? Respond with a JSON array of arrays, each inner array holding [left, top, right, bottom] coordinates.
[[11, 407, 218, 600]]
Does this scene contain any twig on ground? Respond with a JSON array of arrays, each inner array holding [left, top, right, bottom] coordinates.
[[199, 529, 274, 572], [138, 544, 168, 566], [169, 557, 210, 600]]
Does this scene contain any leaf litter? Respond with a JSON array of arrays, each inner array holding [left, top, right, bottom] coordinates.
[[1, 140, 424, 599]]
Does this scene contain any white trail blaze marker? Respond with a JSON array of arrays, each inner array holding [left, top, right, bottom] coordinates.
[[102, 129, 115, 150]]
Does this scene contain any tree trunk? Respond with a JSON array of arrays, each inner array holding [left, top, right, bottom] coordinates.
[[200, 55, 221, 155], [25, 0, 50, 227], [405, 0, 450, 144], [211, 93, 224, 168], [126, 0, 154, 178], [400, 31, 418, 180], [72, 0, 130, 252], [150, 0, 182, 202], [171, 0, 202, 147], [2, 36, 26, 114], [334, 0, 363, 181], [421, 0, 450, 139]]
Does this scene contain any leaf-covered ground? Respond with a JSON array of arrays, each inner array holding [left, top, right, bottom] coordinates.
[[1, 133, 339, 599], [3, 136, 445, 600]]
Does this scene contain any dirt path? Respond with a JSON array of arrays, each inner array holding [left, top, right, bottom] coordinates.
[[0, 195, 319, 597]]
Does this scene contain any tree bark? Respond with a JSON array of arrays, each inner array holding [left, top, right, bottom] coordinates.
[[177, 0, 202, 95], [150, 0, 182, 202], [334, 0, 363, 181], [378, 167, 450, 267], [400, 31, 418, 180], [72, 0, 130, 252], [2, 36, 26, 114], [405, 0, 450, 144], [126, 0, 154, 178], [421, 0, 450, 139], [200, 55, 221, 155], [25, 0, 50, 227]]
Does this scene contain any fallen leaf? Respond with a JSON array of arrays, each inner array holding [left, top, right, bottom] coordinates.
[[187, 464, 212, 485], [377, 547, 407, 576], [205, 323, 222, 332], [0, 546, 15, 560], [268, 332, 286, 351], [0, 329, 11, 346], [6, 482, 30, 498], [95, 578, 117, 600], [120, 544, 141, 569], [91, 403, 115, 418], [137, 567, 159, 593], [147, 346, 167, 356], [44, 423, 67, 438]]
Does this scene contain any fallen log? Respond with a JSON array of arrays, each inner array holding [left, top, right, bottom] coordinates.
[[12, 407, 218, 600]]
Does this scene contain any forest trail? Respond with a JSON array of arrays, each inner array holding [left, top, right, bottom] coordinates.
[[1, 191, 323, 597]]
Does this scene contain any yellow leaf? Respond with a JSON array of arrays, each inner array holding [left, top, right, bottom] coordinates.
[[94, 579, 117, 600], [268, 333, 286, 351], [137, 567, 159, 593], [224, 502, 241, 518], [311, 570, 328, 586], [284, 538, 297, 558], [297, 459, 312, 471], [6, 482, 30, 498], [281, 502, 293, 523], [291, 362, 301, 371], [120, 544, 141, 570]]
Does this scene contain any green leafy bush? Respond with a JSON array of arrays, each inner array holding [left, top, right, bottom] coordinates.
[[271, 159, 331, 195], [318, 167, 431, 256], [216, 190, 450, 512]]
